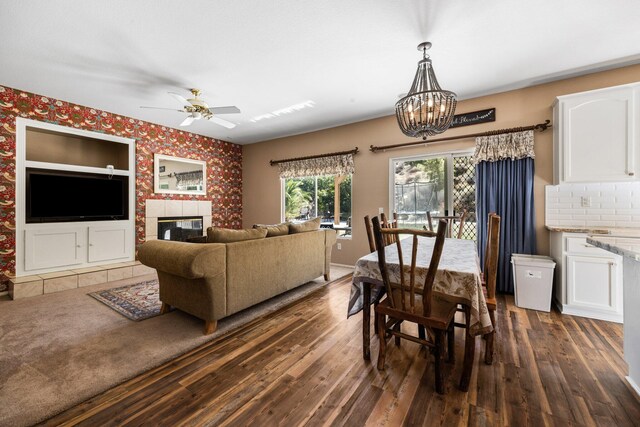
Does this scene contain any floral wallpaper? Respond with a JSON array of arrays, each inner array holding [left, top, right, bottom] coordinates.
[[0, 85, 243, 292]]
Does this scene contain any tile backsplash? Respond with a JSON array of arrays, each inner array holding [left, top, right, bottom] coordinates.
[[546, 182, 640, 228]]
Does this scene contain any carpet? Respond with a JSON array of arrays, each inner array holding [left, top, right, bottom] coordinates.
[[88, 279, 161, 321], [0, 266, 354, 427]]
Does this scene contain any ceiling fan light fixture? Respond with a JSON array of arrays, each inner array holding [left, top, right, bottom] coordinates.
[[395, 42, 457, 140]]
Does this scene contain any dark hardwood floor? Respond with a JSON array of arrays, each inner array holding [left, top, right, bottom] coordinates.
[[42, 275, 640, 426]]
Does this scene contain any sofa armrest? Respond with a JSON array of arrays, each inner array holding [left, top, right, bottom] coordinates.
[[138, 240, 226, 279]]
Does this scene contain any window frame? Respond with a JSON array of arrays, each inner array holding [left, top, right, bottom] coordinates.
[[280, 174, 353, 239], [387, 148, 474, 219]]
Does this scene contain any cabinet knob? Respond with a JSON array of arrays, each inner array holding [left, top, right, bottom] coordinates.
[[629, 172, 635, 176], [89, 243, 93, 247], [76, 245, 81, 248]]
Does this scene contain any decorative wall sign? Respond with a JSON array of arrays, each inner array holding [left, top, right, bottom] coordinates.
[[450, 108, 496, 128]]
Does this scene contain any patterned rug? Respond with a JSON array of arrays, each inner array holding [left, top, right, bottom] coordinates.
[[88, 279, 161, 321]]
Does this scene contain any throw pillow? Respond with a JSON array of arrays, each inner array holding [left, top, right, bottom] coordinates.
[[289, 217, 322, 234], [207, 227, 268, 243], [253, 222, 289, 237]]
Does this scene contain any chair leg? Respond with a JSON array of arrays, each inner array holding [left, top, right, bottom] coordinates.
[[376, 311, 387, 371], [394, 322, 401, 347], [459, 306, 475, 392], [447, 321, 455, 363], [203, 320, 217, 335], [485, 309, 496, 365], [160, 302, 170, 314], [434, 330, 445, 394]]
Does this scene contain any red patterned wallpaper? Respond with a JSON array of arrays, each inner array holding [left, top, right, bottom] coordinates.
[[0, 85, 243, 292]]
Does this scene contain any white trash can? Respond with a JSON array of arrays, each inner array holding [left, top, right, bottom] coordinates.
[[511, 254, 556, 312]]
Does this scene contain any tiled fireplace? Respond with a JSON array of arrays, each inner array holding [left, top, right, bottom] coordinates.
[[145, 199, 212, 241]]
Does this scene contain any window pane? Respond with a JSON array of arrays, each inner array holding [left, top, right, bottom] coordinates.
[[453, 155, 477, 240], [284, 177, 314, 221], [316, 176, 335, 221], [394, 158, 446, 228], [283, 175, 352, 238]]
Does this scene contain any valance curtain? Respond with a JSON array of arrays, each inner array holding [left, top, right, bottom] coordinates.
[[277, 153, 355, 178], [174, 170, 203, 187], [475, 130, 536, 293]]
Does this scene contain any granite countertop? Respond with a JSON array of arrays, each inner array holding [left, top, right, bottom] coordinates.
[[587, 236, 640, 262], [546, 226, 610, 234], [546, 226, 640, 237]]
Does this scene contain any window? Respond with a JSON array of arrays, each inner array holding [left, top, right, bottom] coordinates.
[[390, 152, 476, 240], [283, 175, 352, 238]]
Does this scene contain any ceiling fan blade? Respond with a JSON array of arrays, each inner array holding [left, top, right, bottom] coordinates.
[[208, 116, 236, 129], [180, 116, 196, 127], [169, 92, 191, 107], [140, 106, 185, 112], [208, 106, 241, 115]]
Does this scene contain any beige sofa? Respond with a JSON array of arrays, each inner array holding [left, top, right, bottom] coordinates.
[[138, 228, 337, 334]]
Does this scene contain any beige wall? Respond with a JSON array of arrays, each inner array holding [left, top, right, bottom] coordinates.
[[243, 64, 640, 265]]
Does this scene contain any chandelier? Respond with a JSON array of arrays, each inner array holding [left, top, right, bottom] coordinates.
[[395, 42, 457, 140]]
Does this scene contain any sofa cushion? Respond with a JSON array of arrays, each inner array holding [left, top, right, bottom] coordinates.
[[289, 217, 321, 234], [253, 222, 290, 237], [207, 227, 267, 243]]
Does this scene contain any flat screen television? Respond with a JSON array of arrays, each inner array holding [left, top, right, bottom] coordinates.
[[26, 168, 128, 223]]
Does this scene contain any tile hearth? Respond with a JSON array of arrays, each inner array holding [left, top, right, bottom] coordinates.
[[8, 261, 155, 299]]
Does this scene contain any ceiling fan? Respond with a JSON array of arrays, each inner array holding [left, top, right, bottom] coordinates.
[[141, 88, 240, 129]]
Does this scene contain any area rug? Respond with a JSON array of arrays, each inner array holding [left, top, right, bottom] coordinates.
[[88, 279, 161, 321], [0, 266, 354, 427]]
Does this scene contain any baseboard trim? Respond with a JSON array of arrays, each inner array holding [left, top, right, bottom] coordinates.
[[625, 376, 640, 402], [559, 305, 623, 323], [330, 262, 355, 269]]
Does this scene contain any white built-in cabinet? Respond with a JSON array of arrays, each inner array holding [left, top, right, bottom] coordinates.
[[553, 82, 640, 184], [15, 118, 135, 276], [550, 232, 623, 323]]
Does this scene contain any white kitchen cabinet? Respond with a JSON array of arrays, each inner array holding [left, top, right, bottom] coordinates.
[[553, 83, 640, 184], [550, 232, 623, 323]]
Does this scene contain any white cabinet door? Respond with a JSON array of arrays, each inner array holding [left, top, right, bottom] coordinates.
[[559, 86, 638, 183], [25, 227, 85, 270], [566, 255, 621, 314], [88, 224, 131, 262]]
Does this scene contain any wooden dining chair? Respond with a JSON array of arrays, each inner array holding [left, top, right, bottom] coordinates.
[[380, 212, 398, 246], [364, 215, 376, 253], [426, 210, 467, 239], [365, 213, 398, 252], [482, 213, 501, 364], [372, 216, 457, 394]]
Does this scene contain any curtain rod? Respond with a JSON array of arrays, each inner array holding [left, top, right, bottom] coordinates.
[[369, 120, 552, 153], [270, 147, 359, 166]]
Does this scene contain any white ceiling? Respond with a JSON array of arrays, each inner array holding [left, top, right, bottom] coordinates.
[[1, 1, 640, 144]]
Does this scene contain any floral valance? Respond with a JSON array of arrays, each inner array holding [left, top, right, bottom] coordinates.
[[278, 153, 355, 178], [174, 170, 203, 186], [473, 130, 535, 164]]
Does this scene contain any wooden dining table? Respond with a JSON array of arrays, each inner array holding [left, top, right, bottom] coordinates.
[[348, 237, 493, 361]]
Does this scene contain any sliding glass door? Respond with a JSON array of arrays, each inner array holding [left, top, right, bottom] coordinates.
[[391, 152, 476, 240]]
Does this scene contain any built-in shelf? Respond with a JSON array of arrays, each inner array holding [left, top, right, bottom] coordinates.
[[15, 118, 136, 282]]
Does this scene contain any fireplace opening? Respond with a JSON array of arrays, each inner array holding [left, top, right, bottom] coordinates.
[[157, 216, 203, 241]]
